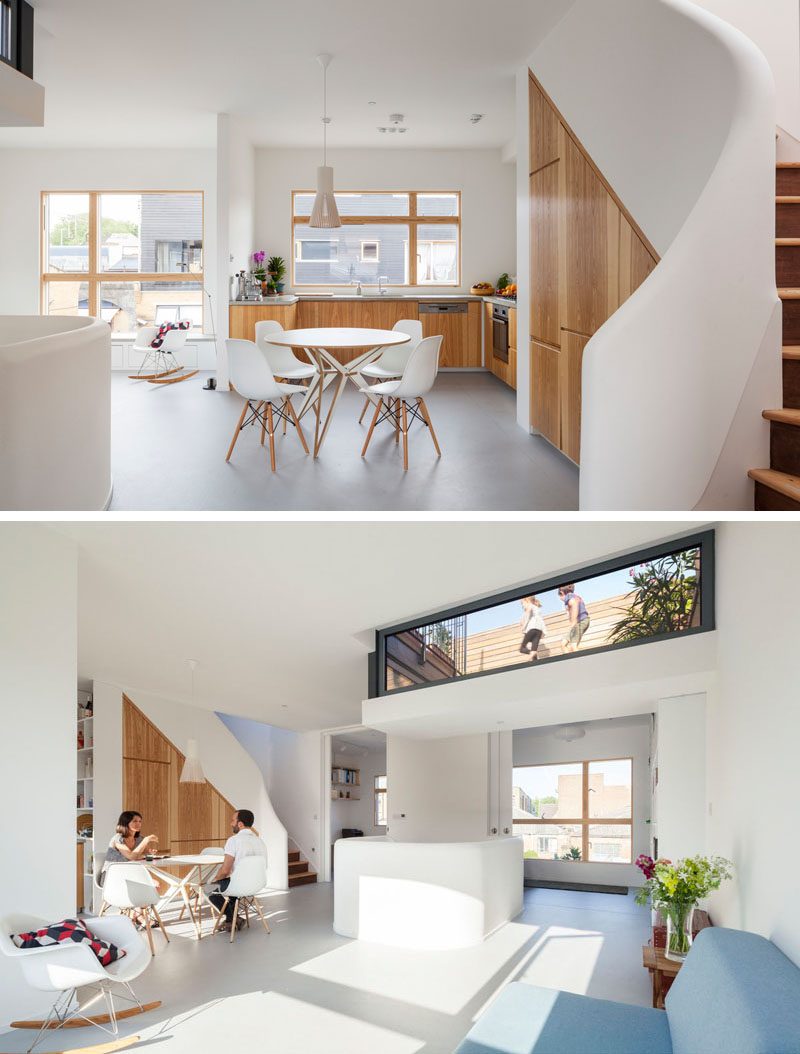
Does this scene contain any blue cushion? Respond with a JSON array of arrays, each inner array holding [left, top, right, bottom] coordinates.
[[455, 982, 672, 1054], [666, 927, 800, 1054]]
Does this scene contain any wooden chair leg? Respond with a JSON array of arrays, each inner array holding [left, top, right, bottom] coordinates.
[[143, 912, 155, 956], [252, 898, 271, 934], [266, 403, 277, 472], [226, 400, 250, 462], [361, 399, 383, 458], [229, 899, 240, 944], [394, 398, 401, 444], [99, 901, 109, 916], [401, 401, 409, 470], [212, 897, 228, 936], [358, 395, 371, 424], [286, 398, 309, 454], [151, 905, 169, 944], [418, 398, 442, 457]]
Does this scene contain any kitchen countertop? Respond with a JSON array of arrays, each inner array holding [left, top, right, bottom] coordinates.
[[230, 294, 516, 306]]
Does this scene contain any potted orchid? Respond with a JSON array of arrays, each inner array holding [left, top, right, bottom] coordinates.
[[251, 250, 269, 295], [635, 854, 733, 961]]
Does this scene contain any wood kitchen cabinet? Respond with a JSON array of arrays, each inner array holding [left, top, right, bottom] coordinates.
[[229, 303, 297, 340], [421, 301, 481, 368], [484, 302, 517, 389], [528, 71, 659, 464]]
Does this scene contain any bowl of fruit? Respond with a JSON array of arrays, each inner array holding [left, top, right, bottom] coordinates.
[[470, 282, 495, 296]]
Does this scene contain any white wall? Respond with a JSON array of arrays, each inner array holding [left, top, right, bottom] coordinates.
[[386, 733, 491, 842], [654, 693, 707, 860], [692, 0, 800, 141], [0, 146, 217, 319], [0, 526, 77, 1029], [707, 524, 800, 965], [513, 716, 651, 887], [331, 744, 386, 840], [255, 147, 516, 294], [0, 61, 44, 127], [267, 726, 325, 878]]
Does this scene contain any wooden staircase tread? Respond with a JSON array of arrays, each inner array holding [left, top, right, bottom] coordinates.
[[778, 288, 800, 299], [776, 196, 800, 204], [777, 238, 800, 246], [784, 347, 800, 360], [763, 407, 800, 425], [777, 162, 800, 168], [748, 468, 800, 501]]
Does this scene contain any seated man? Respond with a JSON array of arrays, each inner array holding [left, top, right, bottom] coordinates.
[[208, 808, 268, 930]]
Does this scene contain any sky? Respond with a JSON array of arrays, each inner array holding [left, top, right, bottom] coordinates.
[[513, 758, 632, 801]]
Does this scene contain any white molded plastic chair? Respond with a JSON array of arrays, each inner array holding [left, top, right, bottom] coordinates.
[[102, 863, 169, 957], [131, 325, 188, 378], [360, 334, 443, 470], [181, 846, 226, 922], [357, 319, 423, 423], [211, 855, 271, 944], [255, 320, 317, 382], [0, 912, 152, 1051], [226, 338, 309, 472]]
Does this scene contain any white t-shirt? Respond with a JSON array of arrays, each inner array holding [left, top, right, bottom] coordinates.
[[525, 606, 546, 635], [223, 828, 268, 872]]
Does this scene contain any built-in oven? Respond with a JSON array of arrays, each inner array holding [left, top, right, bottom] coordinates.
[[492, 303, 509, 363]]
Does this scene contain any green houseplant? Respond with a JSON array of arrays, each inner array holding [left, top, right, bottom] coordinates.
[[609, 548, 701, 645], [268, 255, 287, 294]]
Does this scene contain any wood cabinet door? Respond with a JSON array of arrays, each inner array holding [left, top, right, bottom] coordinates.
[[560, 331, 590, 463], [124, 698, 170, 763], [484, 302, 494, 373], [563, 134, 620, 337], [530, 164, 561, 348], [529, 78, 560, 175], [122, 757, 171, 849], [530, 339, 560, 447], [229, 304, 297, 341], [421, 310, 469, 367], [509, 308, 517, 350]]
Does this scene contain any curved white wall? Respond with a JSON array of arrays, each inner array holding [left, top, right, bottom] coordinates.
[[519, 0, 781, 510], [0, 315, 111, 510]]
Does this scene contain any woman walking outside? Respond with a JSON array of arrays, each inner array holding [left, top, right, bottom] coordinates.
[[519, 596, 546, 661]]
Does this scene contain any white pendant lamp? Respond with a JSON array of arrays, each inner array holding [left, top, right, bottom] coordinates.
[[309, 53, 341, 229], [180, 660, 206, 784]]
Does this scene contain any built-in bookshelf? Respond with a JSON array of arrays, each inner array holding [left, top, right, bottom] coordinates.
[[331, 765, 361, 801], [76, 689, 94, 913]]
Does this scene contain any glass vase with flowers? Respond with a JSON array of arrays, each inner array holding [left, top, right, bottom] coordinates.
[[635, 854, 733, 961]]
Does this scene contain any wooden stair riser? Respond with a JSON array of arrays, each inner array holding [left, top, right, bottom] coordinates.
[[776, 203, 800, 239], [769, 420, 800, 475], [784, 356, 800, 408], [289, 860, 308, 875], [288, 871, 318, 887], [777, 167, 800, 196], [288, 850, 300, 863], [781, 297, 800, 345], [777, 246, 800, 288], [754, 480, 800, 511]]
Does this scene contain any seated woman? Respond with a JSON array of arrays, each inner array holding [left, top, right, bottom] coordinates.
[[105, 810, 159, 867]]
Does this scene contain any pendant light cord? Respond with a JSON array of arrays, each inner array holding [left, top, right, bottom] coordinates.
[[323, 61, 328, 166]]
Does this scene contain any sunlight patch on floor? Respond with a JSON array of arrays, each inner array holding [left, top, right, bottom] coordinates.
[[291, 920, 540, 1015], [515, 925, 604, 996]]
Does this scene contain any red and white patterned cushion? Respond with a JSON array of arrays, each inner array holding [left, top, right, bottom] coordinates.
[[150, 319, 191, 349], [11, 918, 126, 967]]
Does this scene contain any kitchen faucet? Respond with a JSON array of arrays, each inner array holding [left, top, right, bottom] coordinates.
[[378, 275, 389, 295]]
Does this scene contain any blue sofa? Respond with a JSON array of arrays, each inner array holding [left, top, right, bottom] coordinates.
[[455, 928, 800, 1054]]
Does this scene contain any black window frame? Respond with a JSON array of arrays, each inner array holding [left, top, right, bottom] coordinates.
[[0, 0, 33, 78], [372, 528, 715, 698]]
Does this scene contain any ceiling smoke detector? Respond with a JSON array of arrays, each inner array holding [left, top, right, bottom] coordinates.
[[470, 113, 485, 124]]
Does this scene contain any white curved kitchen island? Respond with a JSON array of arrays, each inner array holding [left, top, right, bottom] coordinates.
[[0, 315, 111, 510], [334, 836, 524, 950]]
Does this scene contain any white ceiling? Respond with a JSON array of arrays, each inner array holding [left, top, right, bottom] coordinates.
[[0, 0, 573, 149], [62, 520, 706, 732]]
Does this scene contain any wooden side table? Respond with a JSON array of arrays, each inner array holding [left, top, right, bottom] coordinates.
[[642, 944, 683, 1008]]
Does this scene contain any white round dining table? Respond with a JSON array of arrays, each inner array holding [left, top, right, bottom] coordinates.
[[265, 327, 410, 456]]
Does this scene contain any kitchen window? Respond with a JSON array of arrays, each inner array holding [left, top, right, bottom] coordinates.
[[40, 191, 205, 334], [292, 191, 460, 287]]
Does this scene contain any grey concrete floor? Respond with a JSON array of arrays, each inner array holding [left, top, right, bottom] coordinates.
[[0, 884, 651, 1054], [109, 372, 579, 511]]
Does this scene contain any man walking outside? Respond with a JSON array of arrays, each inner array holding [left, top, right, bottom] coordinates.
[[558, 583, 590, 652]]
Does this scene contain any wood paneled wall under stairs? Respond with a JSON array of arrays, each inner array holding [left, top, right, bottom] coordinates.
[[529, 71, 659, 464], [122, 695, 235, 858]]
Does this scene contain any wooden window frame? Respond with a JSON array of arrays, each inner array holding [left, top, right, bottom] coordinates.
[[513, 757, 633, 865], [40, 190, 206, 331], [374, 775, 387, 827], [291, 190, 461, 288]]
